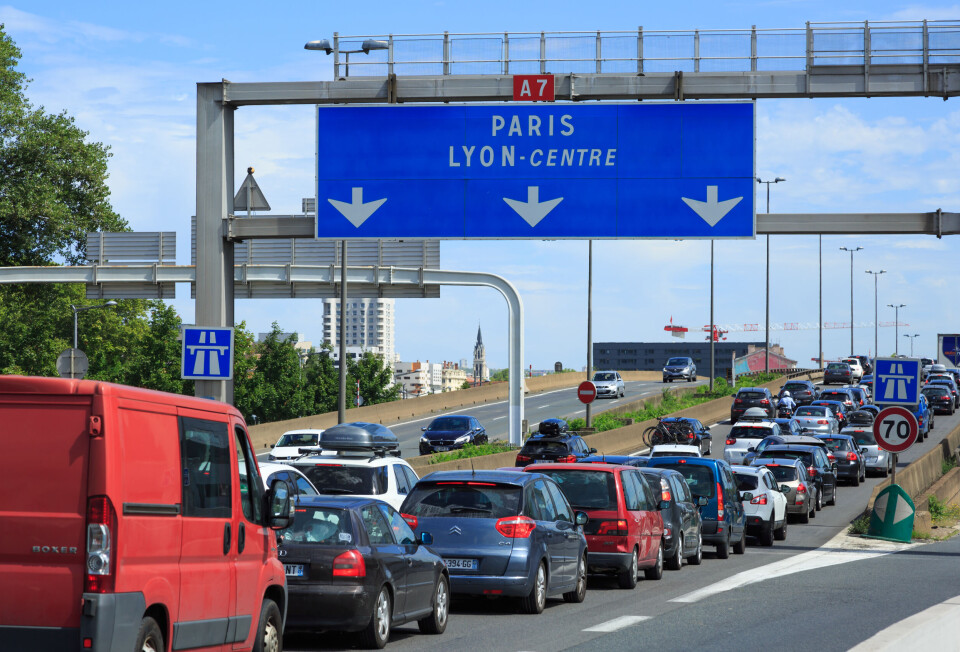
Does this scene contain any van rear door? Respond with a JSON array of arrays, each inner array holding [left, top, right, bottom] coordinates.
[[0, 384, 92, 646]]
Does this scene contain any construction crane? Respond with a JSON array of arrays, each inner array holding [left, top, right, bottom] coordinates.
[[701, 321, 908, 333]]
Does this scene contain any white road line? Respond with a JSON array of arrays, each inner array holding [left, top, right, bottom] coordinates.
[[490, 415, 505, 420], [849, 594, 960, 651], [583, 616, 650, 632]]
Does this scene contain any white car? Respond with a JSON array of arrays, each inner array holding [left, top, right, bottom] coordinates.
[[841, 426, 892, 477], [840, 357, 864, 382], [268, 428, 324, 462], [732, 465, 788, 546], [723, 421, 781, 465], [650, 444, 701, 458], [291, 451, 420, 511], [592, 370, 625, 398], [257, 462, 320, 496]]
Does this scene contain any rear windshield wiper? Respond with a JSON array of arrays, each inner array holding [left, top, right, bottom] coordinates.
[[449, 506, 493, 514], [320, 488, 355, 495]]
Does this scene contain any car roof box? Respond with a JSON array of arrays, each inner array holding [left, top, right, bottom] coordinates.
[[539, 418, 569, 435], [317, 422, 400, 455]]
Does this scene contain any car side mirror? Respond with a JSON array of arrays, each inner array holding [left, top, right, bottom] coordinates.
[[747, 446, 756, 453], [697, 496, 709, 507], [702, 432, 712, 439], [741, 492, 754, 502], [266, 479, 294, 530], [779, 484, 790, 493], [589, 448, 597, 454], [421, 426, 427, 431], [575, 511, 589, 526], [659, 500, 671, 511], [419, 531, 433, 546]]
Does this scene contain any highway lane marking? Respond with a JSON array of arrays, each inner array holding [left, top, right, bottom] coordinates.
[[583, 616, 651, 632], [849, 593, 960, 651], [490, 415, 505, 420], [670, 530, 918, 603]]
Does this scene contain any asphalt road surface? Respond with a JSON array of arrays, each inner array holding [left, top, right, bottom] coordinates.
[[282, 388, 960, 651]]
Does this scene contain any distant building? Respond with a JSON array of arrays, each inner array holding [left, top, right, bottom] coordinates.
[[441, 361, 467, 392], [473, 325, 489, 384], [593, 341, 798, 381], [394, 361, 432, 398], [322, 298, 395, 364]]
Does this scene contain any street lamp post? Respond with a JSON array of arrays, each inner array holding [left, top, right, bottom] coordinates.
[[888, 304, 906, 356], [756, 176, 785, 373], [864, 270, 886, 361], [904, 333, 920, 357], [839, 246, 863, 354], [70, 301, 118, 378], [305, 37, 387, 423]]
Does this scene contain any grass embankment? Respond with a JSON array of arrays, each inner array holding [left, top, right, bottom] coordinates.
[[566, 373, 785, 434], [427, 440, 517, 464]]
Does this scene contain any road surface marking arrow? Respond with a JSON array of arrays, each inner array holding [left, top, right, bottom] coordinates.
[[328, 187, 387, 228], [681, 185, 743, 227], [503, 186, 563, 227]]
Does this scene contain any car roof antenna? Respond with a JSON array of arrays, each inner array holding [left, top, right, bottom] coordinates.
[[470, 460, 476, 476]]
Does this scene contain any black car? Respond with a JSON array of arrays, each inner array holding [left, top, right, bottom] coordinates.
[[731, 387, 776, 422], [282, 496, 450, 648], [926, 377, 960, 409], [581, 454, 650, 467], [816, 388, 857, 412], [846, 409, 875, 427], [420, 414, 488, 455], [779, 380, 819, 405], [823, 362, 853, 385], [639, 467, 705, 569], [742, 434, 828, 465], [515, 423, 597, 467], [755, 444, 838, 510], [922, 384, 955, 414], [660, 417, 712, 455], [815, 434, 866, 486]]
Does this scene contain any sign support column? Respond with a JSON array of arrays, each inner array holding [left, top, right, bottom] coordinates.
[[586, 240, 593, 428]]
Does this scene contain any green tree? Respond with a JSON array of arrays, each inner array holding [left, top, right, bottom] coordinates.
[[122, 302, 193, 394], [235, 323, 314, 423], [460, 380, 472, 390], [490, 368, 509, 382], [348, 351, 400, 406], [304, 342, 338, 415]]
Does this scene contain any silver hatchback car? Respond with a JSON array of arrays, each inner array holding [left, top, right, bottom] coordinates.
[[593, 371, 625, 398], [793, 404, 839, 434]]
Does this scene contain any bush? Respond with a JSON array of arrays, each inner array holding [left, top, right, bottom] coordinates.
[[427, 440, 517, 464], [943, 457, 957, 476], [929, 495, 947, 521], [849, 514, 870, 535]]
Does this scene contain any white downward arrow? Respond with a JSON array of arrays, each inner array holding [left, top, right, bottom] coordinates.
[[681, 186, 743, 227], [503, 186, 563, 227], [328, 187, 387, 228]]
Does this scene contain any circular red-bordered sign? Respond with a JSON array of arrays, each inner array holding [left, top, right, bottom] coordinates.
[[873, 406, 919, 453], [577, 381, 597, 405]]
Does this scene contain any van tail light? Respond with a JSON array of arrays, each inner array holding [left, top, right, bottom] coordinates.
[[716, 483, 724, 519], [725, 438, 736, 446], [402, 513, 418, 529], [496, 515, 537, 538], [515, 454, 531, 463], [84, 496, 117, 593], [846, 452, 858, 461], [750, 494, 768, 505], [596, 520, 629, 536], [332, 549, 366, 578], [556, 455, 577, 463]]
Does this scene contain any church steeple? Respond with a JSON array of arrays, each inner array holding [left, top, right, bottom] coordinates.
[[473, 324, 488, 383]]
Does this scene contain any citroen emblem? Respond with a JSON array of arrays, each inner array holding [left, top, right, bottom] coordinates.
[[449, 526, 462, 536], [278, 549, 287, 557]]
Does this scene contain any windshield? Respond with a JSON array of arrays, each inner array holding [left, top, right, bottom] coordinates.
[[796, 407, 827, 417], [427, 417, 471, 431], [818, 437, 853, 452], [783, 383, 809, 392], [737, 391, 765, 399], [923, 387, 951, 398], [284, 507, 352, 544], [766, 465, 798, 482], [653, 464, 715, 498], [666, 358, 689, 366], [301, 465, 388, 496], [534, 469, 618, 510], [521, 441, 569, 455], [848, 430, 877, 446], [730, 426, 772, 439], [402, 483, 521, 519], [276, 432, 319, 447], [758, 450, 813, 465], [593, 372, 616, 381], [827, 363, 848, 370]]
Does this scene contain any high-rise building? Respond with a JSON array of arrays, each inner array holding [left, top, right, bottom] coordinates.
[[473, 325, 489, 383], [322, 298, 396, 364]]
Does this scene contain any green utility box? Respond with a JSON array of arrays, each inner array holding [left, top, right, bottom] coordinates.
[[863, 484, 915, 544]]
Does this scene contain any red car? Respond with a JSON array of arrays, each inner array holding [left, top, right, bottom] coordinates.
[[523, 463, 665, 589]]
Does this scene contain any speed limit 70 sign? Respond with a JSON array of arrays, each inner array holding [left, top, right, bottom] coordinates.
[[873, 406, 919, 453]]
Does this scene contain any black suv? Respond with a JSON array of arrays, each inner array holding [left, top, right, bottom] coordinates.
[[778, 380, 819, 405], [515, 419, 596, 466], [817, 388, 857, 412], [731, 387, 776, 422]]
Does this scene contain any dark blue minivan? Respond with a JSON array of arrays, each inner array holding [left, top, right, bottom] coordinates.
[[399, 470, 588, 614], [646, 457, 746, 558]]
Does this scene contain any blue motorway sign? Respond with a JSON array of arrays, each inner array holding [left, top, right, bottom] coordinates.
[[182, 326, 234, 380], [874, 357, 921, 406], [316, 103, 755, 240]]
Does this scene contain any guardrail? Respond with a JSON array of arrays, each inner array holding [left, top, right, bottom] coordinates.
[[326, 21, 960, 78]]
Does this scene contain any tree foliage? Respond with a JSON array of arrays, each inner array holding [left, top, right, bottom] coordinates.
[[349, 351, 400, 406]]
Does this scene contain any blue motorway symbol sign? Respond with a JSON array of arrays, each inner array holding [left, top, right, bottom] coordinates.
[[941, 335, 960, 366], [182, 326, 235, 380], [874, 357, 921, 406], [316, 103, 755, 240]]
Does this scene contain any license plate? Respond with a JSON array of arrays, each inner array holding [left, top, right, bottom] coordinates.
[[444, 558, 478, 570], [284, 564, 304, 577], [434, 446, 449, 452]]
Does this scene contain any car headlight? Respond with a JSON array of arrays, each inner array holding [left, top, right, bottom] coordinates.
[[455, 434, 471, 444], [420, 436, 429, 443], [682, 367, 690, 372], [268, 454, 276, 461]]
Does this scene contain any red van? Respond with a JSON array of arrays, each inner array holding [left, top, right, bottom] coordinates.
[[522, 463, 665, 588], [0, 376, 294, 652]]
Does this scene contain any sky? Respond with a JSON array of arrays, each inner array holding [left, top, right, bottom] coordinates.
[[3, 1, 960, 371]]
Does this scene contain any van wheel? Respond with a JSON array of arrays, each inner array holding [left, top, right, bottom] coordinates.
[[733, 532, 746, 554], [136, 617, 163, 652], [359, 586, 391, 648], [716, 534, 730, 559], [618, 549, 638, 589], [253, 599, 282, 652]]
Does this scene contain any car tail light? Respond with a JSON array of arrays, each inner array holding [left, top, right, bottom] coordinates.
[[596, 520, 629, 536], [84, 496, 117, 593], [516, 454, 531, 463], [556, 455, 577, 463], [796, 482, 806, 494], [943, 395, 951, 401], [496, 515, 537, 538], [846, 452, 858, 461], [333, 549, 366, 578], [716, 483, 724, 519], [827, 453, 836, 462], [750, 494, 768, 505], [402, 513, 418, 529], [760, 399, 770, 405], [687, 432, 694, 440], [726, 438, 736, 446], [660, 478, 672, 502], [817, 420, 828, 424], [808, 467, 817, 479], [735, 398, 743, 404]]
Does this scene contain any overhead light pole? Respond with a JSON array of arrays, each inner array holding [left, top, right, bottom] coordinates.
[[756, 176, 785, 373], [904, 333, 920, 357], [70, 301, 118, 379], [864, 270, 886, 360], [306, 37, 388, 423], [888, 303, 906, 356], [839, 246, 863, 354]]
